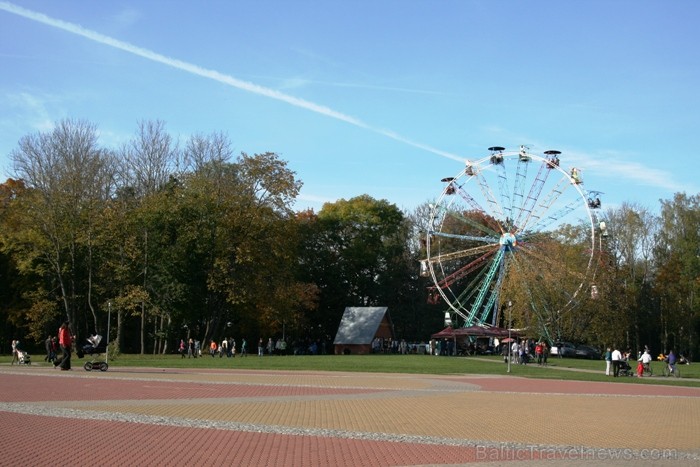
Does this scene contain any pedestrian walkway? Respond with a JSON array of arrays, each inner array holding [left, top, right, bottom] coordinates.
[[1, 365, 698, 466], [470, 356, 700, 382]]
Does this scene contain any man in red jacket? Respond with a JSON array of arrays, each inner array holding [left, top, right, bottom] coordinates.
[[57, 321, 74, 370]]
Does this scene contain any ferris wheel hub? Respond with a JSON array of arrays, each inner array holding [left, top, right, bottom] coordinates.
[[499, 232, 517, 248]]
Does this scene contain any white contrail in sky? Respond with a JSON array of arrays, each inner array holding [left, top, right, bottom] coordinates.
[[0, 1, 464, 163]]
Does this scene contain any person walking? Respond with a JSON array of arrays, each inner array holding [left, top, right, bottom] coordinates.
[[638, 348, 652, 376], [541, 341, 549, 367], [604, 347, 612, 376], [56, 321, 74, 370], [44, 335, 54, 362], [10, 339, 18, 365], [51, 337, 58, 362], [510, 340, 519, 365], [611, 346, 622, 377], [220, 338, 228, 358]]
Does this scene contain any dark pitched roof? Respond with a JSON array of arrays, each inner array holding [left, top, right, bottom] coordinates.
[[333, 307, 389, 345]]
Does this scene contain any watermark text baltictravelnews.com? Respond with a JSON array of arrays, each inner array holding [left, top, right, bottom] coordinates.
[[476, 444, 678, 462]]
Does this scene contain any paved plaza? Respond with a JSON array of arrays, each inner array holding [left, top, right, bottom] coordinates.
[[1, 364, 698, 466]]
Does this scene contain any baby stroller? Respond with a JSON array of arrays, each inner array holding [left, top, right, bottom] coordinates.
[[618, 359, 633, 376], [81, 335, 108, 372], [16, 344, 31, 365]]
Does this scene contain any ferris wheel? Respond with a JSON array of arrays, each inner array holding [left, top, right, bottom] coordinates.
[[422, 146, 603, 339]]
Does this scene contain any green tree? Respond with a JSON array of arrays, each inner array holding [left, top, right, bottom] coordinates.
[[406, 202, 445, 337], [297, 195, 413, 340], [172, 151, 303, 344], [654, 193, 700, 359], [5, 119, 114, 339], [0, 179, 40, 343], [117, 120, 180, 353], [605, 204, 658, 351]]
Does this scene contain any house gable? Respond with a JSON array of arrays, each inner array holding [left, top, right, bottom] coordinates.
[[333, 307, 393, 354]]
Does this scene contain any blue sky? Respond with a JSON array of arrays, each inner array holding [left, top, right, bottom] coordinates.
[[1, 1, 698, 214]]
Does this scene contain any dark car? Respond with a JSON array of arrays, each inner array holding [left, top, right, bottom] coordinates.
[[575, 345, 601, 360], [550, 342, 576, 357]]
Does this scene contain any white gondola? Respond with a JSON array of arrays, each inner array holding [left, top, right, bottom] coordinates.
[[419, 260, 430, 277], [444, 312, 452, 327]]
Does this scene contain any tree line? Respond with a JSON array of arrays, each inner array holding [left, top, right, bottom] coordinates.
[[0, 119, 698, 359]]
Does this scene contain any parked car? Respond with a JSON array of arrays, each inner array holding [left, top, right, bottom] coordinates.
[[575, 345, 602, 360], [550, 342, 576, 357]]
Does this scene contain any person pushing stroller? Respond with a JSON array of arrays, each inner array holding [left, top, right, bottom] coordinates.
[[54, 321, 74, 370], [14, 340, 31, 365]]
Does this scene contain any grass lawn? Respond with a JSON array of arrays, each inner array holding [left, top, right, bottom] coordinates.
[[5, 352, 697, 387]]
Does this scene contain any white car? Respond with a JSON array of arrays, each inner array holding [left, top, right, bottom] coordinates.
[[550, 342, 576, 357]]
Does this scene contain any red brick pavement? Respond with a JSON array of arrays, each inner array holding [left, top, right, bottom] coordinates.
[[3, 411, 502, 467], [1, 366, 698, 466]]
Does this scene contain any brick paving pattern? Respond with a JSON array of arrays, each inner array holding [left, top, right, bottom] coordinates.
[[1, 365, 698, 466]]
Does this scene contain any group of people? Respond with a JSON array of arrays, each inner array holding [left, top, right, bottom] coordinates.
[[179, 337, 249, 358], [12, 321, 74, 369], [177, 336, 325, 358], [506, 339, 549, 366], [44, 335, 59, 363], [605, 346, 636, 377], [372, 337, 415, 355], [605, 345, 680, 377]]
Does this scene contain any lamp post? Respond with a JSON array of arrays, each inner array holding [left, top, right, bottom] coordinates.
[[106, 301, 111, 365], [507, 301, 513, 374]]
